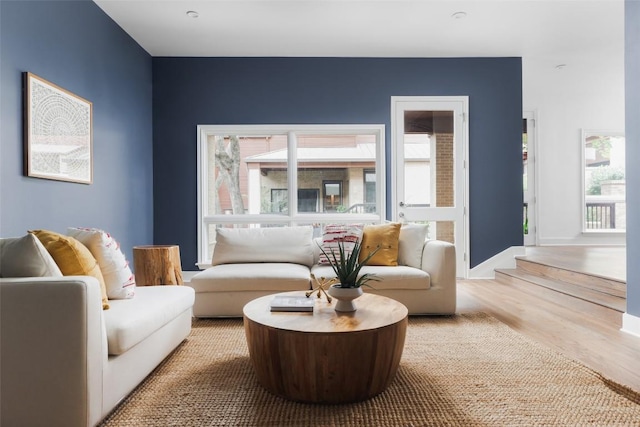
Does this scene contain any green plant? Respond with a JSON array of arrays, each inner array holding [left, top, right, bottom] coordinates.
[[587, 166, 625, 195], [317, 241, 379, 288]]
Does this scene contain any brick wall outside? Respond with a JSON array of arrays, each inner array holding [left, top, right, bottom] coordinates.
[[435, 132, 455, 243]]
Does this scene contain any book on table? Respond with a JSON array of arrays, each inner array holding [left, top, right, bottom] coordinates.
[[270, 295, 315, 312]]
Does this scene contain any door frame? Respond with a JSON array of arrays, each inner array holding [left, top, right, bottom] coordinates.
[[390, 96, 469, 278], [523, 111, 538, 246]]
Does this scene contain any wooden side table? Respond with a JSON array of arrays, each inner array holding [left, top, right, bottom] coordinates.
[[133, 245, 183, 286]]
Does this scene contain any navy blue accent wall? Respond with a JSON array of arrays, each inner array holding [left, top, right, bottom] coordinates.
[[0, 1, 153, 262], [153, 57, 523, 270], [626, 0, 640, 317]]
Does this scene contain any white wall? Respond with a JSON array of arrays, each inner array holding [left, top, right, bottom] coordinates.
[[523, 44, 626, 246]]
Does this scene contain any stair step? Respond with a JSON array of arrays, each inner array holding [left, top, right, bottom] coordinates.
[[495, 268, 626, 313], [515, 257, 625, 298]]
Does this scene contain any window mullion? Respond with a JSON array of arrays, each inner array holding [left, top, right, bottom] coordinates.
[[288, 131, 298, 219]]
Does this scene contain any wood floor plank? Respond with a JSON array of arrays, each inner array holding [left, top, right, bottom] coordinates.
[[458, 279, 640, 394], [494, 270, 625, 321], [520, 246, 626, 282], [516, 258, 626, 297]]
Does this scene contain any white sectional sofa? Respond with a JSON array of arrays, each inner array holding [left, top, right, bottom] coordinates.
[[190, 224, 456, 317], [0, 235, 195, 427]]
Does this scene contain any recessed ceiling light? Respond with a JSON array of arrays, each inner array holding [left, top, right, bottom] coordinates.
[[451, 11, 467, 20], [555, 64, 567, 70], [186, 10, 199, 18]]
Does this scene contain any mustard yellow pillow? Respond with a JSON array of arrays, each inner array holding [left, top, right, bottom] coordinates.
[[359, 223, 402, 266], [30, 229, 109, 309]]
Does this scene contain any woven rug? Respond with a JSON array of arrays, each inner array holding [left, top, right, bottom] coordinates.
[[100, 313, 640, 426]]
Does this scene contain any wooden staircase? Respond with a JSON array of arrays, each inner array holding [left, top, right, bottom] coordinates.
[[495, 249, 626, 314]]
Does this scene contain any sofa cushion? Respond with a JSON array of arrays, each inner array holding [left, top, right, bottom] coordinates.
[[0, 234, 63, 278], [398, 223, 429, 268], [212, 226, 314, 267], [30, 229, 110, 309], [359, 223, 401, 266], [311, 264, 430, 290], [103, 285, 195, 355], [191, 263, 311, 293], [67, 227, 136, 300], [318, 223, 363, 265]]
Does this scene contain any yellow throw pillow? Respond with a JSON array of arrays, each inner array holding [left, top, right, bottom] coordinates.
[[359, 223, 402, 266], [30, 229, 110, 310]]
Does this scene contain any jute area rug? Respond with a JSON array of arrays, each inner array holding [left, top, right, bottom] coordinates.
[[100, 313, 640, 426]]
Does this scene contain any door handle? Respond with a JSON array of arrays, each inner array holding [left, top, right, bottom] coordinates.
[[399, 201, 405, 207]]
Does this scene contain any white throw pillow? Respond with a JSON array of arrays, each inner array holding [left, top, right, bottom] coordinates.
[[318, 223, 364, 265], [0, 234, 63, 278], [212, 226, 314, 267], [67, 227, 135, 299], [397, 223, 429, 268]]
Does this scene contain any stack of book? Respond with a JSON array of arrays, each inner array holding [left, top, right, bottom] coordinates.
[[270, 295, 315, 312]]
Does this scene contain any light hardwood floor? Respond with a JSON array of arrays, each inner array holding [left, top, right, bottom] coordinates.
[[457, 278, 640, 394]]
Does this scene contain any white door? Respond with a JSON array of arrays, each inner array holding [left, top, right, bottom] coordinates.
[[391, 96, 468, 277]]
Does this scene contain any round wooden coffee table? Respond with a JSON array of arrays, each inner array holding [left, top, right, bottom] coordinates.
[[243, 291, 408, 404]]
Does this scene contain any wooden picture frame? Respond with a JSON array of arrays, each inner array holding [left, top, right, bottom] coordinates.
[[23, 72, 93, 184]]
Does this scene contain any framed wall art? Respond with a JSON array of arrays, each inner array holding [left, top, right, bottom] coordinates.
[[23, 72, 93, 184]]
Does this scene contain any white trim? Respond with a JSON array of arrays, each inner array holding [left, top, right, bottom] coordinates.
[[621, 313, 640, 338], [196, 125, 208, 266], [390, 96, 469, 278], [181, 270, 201, 285], [462, 101, 470, 279], [537, 236, 626, 246], [468, 246, 526, 279], [288, 131, 298, 217], [523, 111, 538, 246], [196, 124, 386, 264]]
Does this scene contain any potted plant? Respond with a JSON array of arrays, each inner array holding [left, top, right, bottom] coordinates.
[[318, 240, 379, 312]]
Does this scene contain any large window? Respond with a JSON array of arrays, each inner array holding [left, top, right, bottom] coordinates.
[[582, 130, 625, 233], [197, 125, 385, 265]]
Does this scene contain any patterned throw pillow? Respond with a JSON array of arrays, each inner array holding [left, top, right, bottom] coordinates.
[[318, 224, 364, 265], [29, 229, 110, 310], [67, 227, 135, 299]]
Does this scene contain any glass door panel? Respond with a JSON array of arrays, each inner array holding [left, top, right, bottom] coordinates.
[[392, 97, 467, 277]]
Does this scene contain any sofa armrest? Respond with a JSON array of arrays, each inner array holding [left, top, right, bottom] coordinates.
[[1, 277, 105, 427], [421, 240, 457, 290]]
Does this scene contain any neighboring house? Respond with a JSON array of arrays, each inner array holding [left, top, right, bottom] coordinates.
[[211, 135, 431, 216]]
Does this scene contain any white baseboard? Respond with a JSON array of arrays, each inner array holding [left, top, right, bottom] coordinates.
[[181, 270, 200, 285], [621, 313, 640, 338], [537, 235, 626, 246], [468, 246, 526, 279]]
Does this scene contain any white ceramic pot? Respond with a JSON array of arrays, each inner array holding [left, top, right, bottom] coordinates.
[[328, 284, 364, 312]]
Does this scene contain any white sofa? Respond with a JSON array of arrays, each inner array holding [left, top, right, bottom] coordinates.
[[190, 225, 456, 317], [0, 236, 195, 427]]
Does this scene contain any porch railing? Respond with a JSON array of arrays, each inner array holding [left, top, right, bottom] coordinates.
[[586, 202, 616, 229], [342, 203, 377, 214]]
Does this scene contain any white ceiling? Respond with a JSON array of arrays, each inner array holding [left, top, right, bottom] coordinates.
[[93, 0, 624, 60]]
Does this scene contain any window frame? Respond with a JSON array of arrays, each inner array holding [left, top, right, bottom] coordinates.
[[322, 180, 343, 212], [196, 124, 386, 266]]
